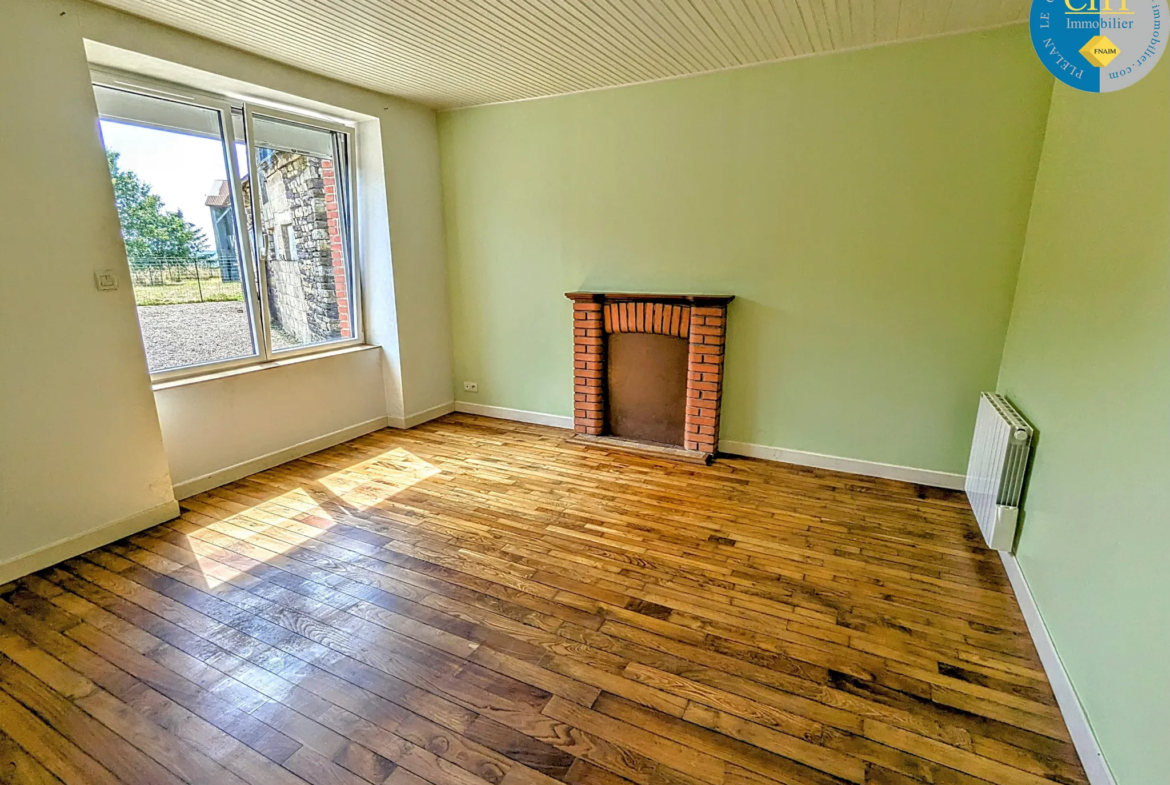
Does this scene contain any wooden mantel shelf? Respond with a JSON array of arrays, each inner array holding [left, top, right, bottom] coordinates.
[[565, 292, 735, 306]]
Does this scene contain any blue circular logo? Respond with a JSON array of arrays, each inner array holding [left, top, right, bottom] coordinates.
[[1030, 0, 1166, 91]]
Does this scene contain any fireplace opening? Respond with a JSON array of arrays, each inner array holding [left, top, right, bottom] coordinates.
[[607, 332, 688, 447]]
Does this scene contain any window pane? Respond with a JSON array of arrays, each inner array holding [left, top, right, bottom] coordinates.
[[247, 113, 354, 352], [95, 86, 257, 373]]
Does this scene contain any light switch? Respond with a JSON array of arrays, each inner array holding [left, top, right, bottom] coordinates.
[[95, 269, 119, 291]]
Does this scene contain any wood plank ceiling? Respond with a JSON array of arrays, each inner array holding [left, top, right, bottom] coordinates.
[[88, 0, 1029, 108]]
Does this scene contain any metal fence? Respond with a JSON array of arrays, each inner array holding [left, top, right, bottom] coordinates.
[[128, 255, 245, 306]]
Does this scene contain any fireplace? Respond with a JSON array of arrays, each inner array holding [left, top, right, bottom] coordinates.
[[566, 292, 734, 462]]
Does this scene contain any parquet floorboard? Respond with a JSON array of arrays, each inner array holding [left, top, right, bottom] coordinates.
[[0, 414, 1087, 785]]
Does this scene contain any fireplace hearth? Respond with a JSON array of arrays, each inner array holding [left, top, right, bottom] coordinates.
[[566, 292, 733, 463]]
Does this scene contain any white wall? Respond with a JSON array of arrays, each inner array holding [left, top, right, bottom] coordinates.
[[0, 0, 456, 582], [380, 105, 456, 419], [75, 2, 459, 481], [0, 0, 177, 582], [155, 348, 387, 498], [72, 0, 455, 422]]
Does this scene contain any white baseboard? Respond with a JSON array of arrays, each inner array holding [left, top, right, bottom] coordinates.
[[999, 553, 1115, 785], [388, 401, 456, 429], [454, 401, 574, 429], [171, 415, 390, 500], [0, 500, 180, 585], [719, 440, 966, 490], [449, 403, 962, 489]]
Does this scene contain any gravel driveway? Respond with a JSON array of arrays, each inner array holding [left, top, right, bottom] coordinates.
[[138, 302, 302, 372], [138, 302, 255, 372]]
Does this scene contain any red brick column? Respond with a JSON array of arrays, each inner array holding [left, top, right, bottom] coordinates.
[[684, 306, 727, 455], [322, 160, 351, 338], [572, 299, 605, 435]]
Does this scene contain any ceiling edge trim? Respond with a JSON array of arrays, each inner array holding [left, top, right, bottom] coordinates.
[[440, 20, 1029, 112]]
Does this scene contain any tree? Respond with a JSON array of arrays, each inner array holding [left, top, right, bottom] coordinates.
[[106, 150, 210, 263]]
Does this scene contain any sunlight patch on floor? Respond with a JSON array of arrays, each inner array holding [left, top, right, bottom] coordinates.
[[183, 447, 440, 587], [317, 447, 441, 511]]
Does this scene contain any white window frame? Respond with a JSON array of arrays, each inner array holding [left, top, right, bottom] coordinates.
[[91, 68, 364, 383]]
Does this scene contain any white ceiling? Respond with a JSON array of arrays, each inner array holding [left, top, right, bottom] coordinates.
[[90, 0, 1030, 109]]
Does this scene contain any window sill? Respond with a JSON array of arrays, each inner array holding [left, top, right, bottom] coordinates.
[[151, 344, 378, 392]]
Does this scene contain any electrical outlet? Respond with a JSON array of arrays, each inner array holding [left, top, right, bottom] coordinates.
[[463, 381, 478, 393]]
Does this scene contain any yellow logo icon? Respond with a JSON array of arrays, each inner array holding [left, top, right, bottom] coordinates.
[[1080, 36, 1121, 67]]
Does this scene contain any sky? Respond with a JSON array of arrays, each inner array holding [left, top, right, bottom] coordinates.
[[99, 119, 249, 239]]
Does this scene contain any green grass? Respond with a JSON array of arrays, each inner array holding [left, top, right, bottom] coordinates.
[[134, 279, 244, 306]]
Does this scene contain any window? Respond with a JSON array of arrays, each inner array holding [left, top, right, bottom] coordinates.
[[93, 74, 361, 379], [279, 224, 298, 261]]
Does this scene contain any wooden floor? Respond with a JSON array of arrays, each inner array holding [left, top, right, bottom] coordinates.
[[0, 414, 1087, 785]]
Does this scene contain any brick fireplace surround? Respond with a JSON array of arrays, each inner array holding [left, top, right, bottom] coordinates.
[[566, 292, 734, 461]]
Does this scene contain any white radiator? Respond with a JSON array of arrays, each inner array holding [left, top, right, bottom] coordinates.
[[965, 393, 1034, 551]]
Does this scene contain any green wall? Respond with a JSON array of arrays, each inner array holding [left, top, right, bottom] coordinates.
[[997, 59, 1169, 785], [439, 26, 1054, 474]]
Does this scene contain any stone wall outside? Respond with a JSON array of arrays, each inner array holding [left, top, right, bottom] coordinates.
[[244, 150, 349, 346]]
